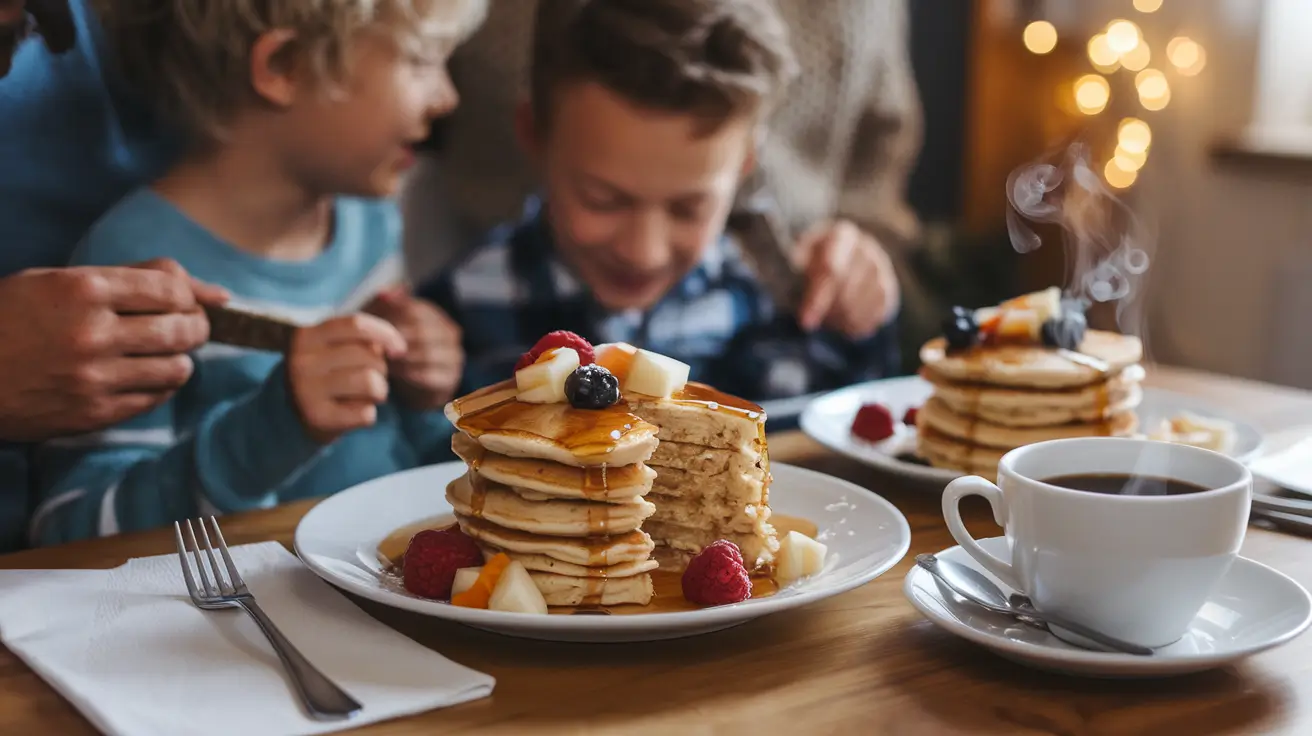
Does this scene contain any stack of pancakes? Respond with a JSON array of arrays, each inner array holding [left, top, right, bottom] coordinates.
[[444, 369, 776, 608], [626, 389, 775, 570], [916, 330, 1145, 479]]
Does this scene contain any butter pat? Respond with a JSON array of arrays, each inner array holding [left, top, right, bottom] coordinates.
[[775, 531, 827, 585], [624, 349, 690, 398]]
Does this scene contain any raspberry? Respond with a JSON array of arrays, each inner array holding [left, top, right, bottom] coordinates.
[[902, 407, 919, 426], [682, 540, 752, 606], [851, 403, 895, 442], [702, 539, 744, 567], [515, 331, 595, 371], [401, 527, 483, 600]]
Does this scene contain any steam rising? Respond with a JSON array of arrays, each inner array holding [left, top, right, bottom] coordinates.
[[1005, 143, 1153, 333], [1007, 143, 1166, 494]]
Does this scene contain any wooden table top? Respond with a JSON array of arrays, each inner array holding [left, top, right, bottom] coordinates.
[[4, 365, 1312, 735]]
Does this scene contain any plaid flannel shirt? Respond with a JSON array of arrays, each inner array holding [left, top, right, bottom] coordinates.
[[420, 200, 899, 402]]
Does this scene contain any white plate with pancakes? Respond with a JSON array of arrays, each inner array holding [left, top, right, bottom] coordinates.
[[800, 375, 1264, 485], [294, 460, 911, 642]]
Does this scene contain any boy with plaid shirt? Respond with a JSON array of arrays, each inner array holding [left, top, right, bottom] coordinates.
[[424, 0, 901, 402]]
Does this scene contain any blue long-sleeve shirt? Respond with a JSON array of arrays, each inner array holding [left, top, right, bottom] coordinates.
[[0, 0, 177, 551], [28, 190, 454, 546]]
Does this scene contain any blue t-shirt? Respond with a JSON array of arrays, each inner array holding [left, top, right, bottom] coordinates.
[[0, 0, 176, 550], [28, 191, 454, 546]]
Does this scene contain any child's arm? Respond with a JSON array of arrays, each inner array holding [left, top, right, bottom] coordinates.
[[363, 290, 462, 463], [30, 370, 328, 545]]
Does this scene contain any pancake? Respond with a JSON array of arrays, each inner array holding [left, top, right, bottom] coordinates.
[[528, 571, 654, 607], [445, 380, 660, 467], [451, 432, 656, 502], [924, 365, 1145, 427], [648, 439, 767, 479], [642, 519, 779, 570], [478, 547, 660, 579], [627, 384, 764, 453], [918, 395, 1138, 451], [454, 513, 655, 567], [920, 330, 1144, 389], [916, 426, 1004, 480], [446, 474, 655, 537]]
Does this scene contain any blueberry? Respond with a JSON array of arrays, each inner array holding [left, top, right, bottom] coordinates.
[[1041, 311, 1087, 351], [565, 364, 621, 409], [942, 307, 979, 351]]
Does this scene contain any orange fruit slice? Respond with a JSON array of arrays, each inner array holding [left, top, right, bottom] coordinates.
[[451, 553, 512, 609]]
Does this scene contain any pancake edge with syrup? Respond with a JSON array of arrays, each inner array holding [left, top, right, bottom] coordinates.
[[919, 329, 1144, 389]]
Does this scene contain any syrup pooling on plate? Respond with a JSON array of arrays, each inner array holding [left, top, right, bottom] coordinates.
[[377, 513, 817, 614]]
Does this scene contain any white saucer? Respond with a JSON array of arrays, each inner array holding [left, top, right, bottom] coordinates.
[[800, 376, 1266, 484], [903, 537, 1312, 677], [295, 461, 911, 643]]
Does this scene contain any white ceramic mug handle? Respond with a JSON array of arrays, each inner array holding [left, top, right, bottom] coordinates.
[[940, 476, 1022, 591]]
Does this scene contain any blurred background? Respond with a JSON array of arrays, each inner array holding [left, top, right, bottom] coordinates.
[[907, 0, 1312, 390]]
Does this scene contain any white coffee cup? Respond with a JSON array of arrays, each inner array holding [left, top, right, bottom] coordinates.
[[941, 437, 1252, 649]]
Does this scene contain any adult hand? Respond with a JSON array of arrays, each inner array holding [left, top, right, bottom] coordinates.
[[365, 287, 463, 411], [287, 314, 407, 445], [0, 259, 229, 442], [794, 219, 901, 340], [0, 0, 74, 78]]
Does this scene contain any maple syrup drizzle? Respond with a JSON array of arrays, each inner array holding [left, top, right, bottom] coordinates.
[[456, 400, 648, 460], [670, 382, 766, 419], [472, 469, 493, 516]]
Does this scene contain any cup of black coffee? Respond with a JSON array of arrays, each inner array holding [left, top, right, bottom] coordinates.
[[941, 437, 1252, 649]]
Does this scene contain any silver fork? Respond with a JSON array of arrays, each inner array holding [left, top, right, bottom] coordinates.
[[174, 517, 363, 721]]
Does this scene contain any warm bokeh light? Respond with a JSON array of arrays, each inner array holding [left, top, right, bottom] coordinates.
[[1136, 68, 1169, 98], [1168, 37, 1208, 76], [1167, 37, 1199, 68], [1075, 74, 1111, 115], [1106, 20, 1142, 55], [1118, 118, 1153, 154], [1178, 46, 1207, 76], [1133, 0, 1163, 12], [1024, 21, 1058, 54], [1120, 41, 1151, 71], [1087, 34, 1121, 72], [1114, 145, 1149, 171], [1140, 86, 1171, 111], [1105, 158, 1139, 189]]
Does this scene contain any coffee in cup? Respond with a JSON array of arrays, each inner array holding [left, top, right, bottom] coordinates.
[[941, 437, 1251, 649]]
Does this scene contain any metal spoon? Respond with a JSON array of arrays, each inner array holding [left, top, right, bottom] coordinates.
[[915, 554, 1154, 656]]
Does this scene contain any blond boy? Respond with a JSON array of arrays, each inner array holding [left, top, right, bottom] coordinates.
[[30, 0, 482, 544]]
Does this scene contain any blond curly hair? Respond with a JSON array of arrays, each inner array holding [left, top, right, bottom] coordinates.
[[95, 0, 486, 139]]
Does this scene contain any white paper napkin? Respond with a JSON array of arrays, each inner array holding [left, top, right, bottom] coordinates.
[[0, 542, 494, 736], [1251, 436, 1312, 495]]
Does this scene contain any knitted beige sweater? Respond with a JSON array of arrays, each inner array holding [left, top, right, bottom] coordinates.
[[407, 0, 922, 273]]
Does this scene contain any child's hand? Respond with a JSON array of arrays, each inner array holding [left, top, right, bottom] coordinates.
[[288, 314, 407, 445], [365, 289, 463, 411], [794, 220, 900, 339]]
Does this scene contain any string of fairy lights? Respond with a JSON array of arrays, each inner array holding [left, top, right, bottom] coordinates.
[[1018, 0, 1207, 189]]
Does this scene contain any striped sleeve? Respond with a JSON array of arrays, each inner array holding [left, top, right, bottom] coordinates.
[[29, 370, 326, 546]]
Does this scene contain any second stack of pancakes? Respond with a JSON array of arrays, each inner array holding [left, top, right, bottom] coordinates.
[[916, 330, 1146, 480]]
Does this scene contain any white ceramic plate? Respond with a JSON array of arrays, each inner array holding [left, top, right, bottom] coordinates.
[[294, 461, 911, 642], [903, 537, 1312, 678], [799, 376, 1266, 484]]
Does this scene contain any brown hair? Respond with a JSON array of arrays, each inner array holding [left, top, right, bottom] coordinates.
[[531, 0, 797, 133], [95, 0, 487, 140]]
